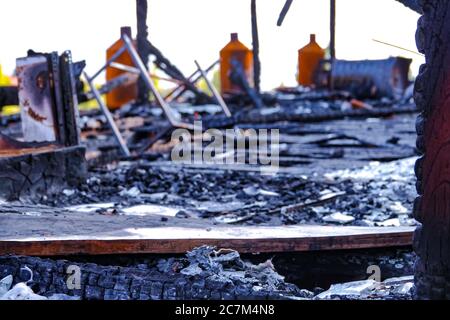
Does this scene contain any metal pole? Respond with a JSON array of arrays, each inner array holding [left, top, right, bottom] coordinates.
[[165, 59, 220, 101], [90, 46, 127, 81], [194, 60, 231, 117], [122, 34, 195, 130], [83, 71, 131, 157]]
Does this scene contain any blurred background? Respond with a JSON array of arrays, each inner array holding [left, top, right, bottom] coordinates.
[[0, 0, 421, 90]]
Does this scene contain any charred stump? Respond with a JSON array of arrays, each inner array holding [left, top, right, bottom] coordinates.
[[413, 0, 450, 299]]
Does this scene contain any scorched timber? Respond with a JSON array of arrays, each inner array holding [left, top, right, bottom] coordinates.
[[0, 207, 413, 256]]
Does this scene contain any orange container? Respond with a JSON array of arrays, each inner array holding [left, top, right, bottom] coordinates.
[[297, 34, 325, 86], [106, 27, 138, 109], [220, 33, 253, 94]]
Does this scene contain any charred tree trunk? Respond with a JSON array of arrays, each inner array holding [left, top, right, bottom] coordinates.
[[413, 0, 450, 299]]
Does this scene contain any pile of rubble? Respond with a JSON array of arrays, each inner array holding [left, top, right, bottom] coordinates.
[[37, 156, 417, 227]]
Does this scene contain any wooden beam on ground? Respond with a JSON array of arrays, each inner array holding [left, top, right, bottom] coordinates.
[[0, 207, 413, 256]]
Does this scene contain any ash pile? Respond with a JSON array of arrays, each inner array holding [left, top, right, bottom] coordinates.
[[36, 155, 417, 228]]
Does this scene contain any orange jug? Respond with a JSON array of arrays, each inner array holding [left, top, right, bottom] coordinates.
[[106, 26, 138, 109], [298, 34, 325, 86], [220, 33, 253, 94]]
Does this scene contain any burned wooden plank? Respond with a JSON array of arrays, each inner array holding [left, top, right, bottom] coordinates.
[[0, 201, 413, 256], [0, 224, 413, 256]]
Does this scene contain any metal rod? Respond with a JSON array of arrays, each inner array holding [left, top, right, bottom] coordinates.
[[110, 62, 141, 74], [165, 59, 219, 101], [163, 69, 201, 101], [277, 0, 294, 26], [91, 46, 127, 81], [194, 60, 231, 117], [150, 74, 184, 84], [122, 34, 195, 130], [372, 39, 424, 56], [83, 71, 131, 157], [111, 62, 184, 83]]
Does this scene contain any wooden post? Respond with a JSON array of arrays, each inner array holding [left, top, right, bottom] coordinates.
[[413, 0, 450, 299], [136, 0, 150, 104], [251, 0, 261, 93], [329, 0, 336, 61]]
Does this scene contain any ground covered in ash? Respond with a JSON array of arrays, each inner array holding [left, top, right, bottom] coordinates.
[[38, 156, 417, 227]]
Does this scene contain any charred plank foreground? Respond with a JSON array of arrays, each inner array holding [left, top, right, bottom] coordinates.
[[0, 247, 302, 300], [413, 0, 450, 299], [0, 207, 413, 256]]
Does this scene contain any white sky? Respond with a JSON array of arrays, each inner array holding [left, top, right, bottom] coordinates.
[[0, 0, 422, 90]]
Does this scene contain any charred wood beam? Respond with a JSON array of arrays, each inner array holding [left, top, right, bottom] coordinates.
[[330, 0, 336, 61], [251, 0, 261, 93], [136, 0, 150, 104], [134, 0, 212, 104], [413, 0, 450, 299], [396, 0, 423, 14], [277, 0, 294, 26], [202, 103, 417, 130], [142, 41, 213, 104]]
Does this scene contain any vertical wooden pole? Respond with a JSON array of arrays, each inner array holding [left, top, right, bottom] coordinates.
[[251, 0, 261, 93], [136, 0, 150, 103], [329, 0, 336, 61], [413, 0, 450, 299]]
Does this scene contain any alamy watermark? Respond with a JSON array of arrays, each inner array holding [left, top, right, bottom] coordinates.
[[170, 121, 280, 175], [66, 265, 81, 290], [367, 265, 381, 282]]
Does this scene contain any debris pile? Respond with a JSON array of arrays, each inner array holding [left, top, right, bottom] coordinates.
[[0, 246, 307, 300], [0, 246, 414, 300], [37, 156, 417, 227], [0, 270, 79, 300], [315, 276, 414, 300]]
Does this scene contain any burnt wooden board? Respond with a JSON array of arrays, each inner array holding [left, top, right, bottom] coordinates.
[[0, 206, 413, 256], [0, 145, 86, 201]]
